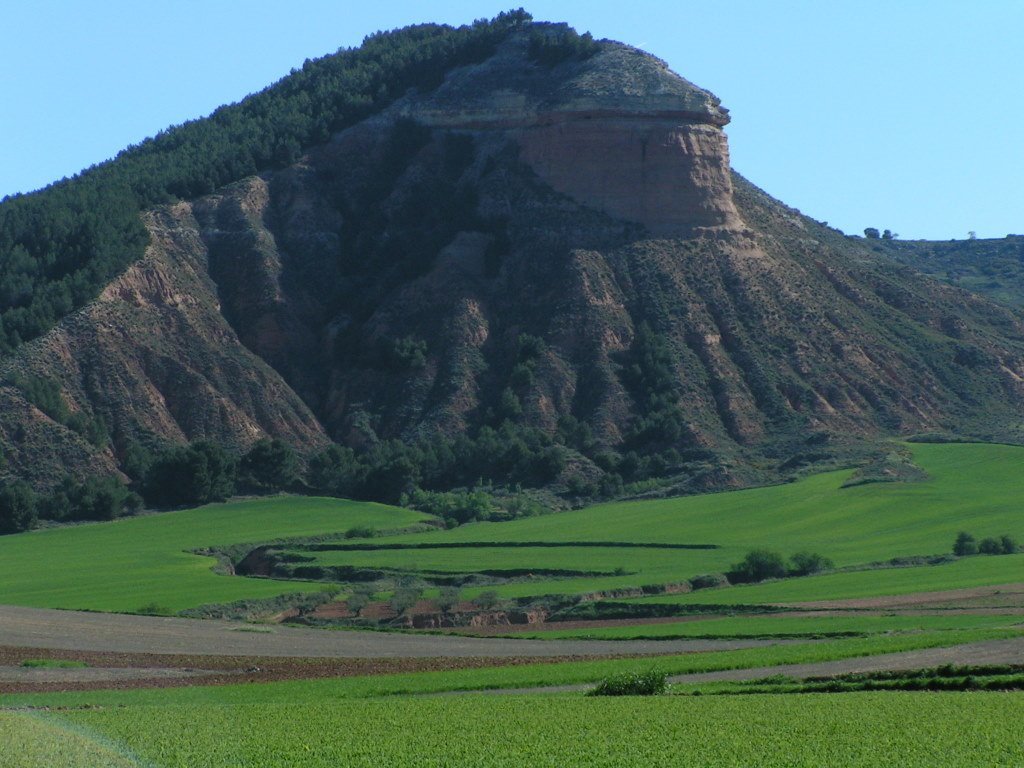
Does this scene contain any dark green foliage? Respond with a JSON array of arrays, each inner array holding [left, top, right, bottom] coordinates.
[[729, 549, 787, 584], [344, 525, 378, 539], [404, 487, 495, 525], [618, 323, 687, 452], [788, 551, 834, 576], [10, 375, 108, 447], [978, 537, 1003, 555], [528, 25, 599, 67], [0, 10, 532, 356], [238, 439, 298, 493], [953, 531, 978, 556], [307, 445, 364, 498], [587, 669, 667, 697], [142, 441, 236, 507], [39, 476, 141, 522], [1000, 535, 1020, 554], [0, 481, 37, 534]]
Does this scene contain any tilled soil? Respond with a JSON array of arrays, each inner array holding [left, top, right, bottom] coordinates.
[[779, 582, 1024, 610]]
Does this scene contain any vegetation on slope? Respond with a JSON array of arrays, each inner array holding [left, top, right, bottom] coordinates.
[[0, 10, 532, 355]]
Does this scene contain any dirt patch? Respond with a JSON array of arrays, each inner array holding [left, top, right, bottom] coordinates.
[[0, 605, 792, 660]]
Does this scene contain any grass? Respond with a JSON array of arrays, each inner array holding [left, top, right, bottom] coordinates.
[[19, 659, 88, 669], [502, 612, 1023, 640], [0, 443, 1022, 615], [278, 443, 1024, 601], [630, 553, 1024, 607], [0, 496, 425, 613], [3, 693, 1023, 767]]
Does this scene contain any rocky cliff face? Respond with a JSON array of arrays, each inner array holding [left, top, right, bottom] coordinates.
[[4, 25, 1024, 489]]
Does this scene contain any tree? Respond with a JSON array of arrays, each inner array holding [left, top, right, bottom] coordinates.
[[0, 481, 37, 535], [864, 228, 880, 239], [238, 438, 298, 493], [143, 440, 236, 507], [789, 551, 834, 576], [978, 537, 1003, 555], [437, 586, 462, 613], [729, 549, 787, 583], [474, 590, 500, 610], [953, 531, 978, 556], [1000, 535, 1020, 555]]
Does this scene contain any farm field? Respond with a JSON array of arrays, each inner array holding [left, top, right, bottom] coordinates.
[[0, 496, 426, 613], [628, 554, 1024, 607], [279, 442, 1024, 603], [0, 443, 1022, 616], [3, 693, 1023, 767], [500, 612, 1024, 640]]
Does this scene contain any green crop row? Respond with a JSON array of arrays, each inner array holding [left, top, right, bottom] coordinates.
[[5, 692, 1022, 767]]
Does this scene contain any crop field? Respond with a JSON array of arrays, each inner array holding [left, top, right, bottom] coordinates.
[[3, 693, 1023, 767], [0, 497, 425, 613], [629, 553, 1024, 607], [0, 443, 1021, 617], [505, 612, 1023, 640], [280, 442, 1024, 603]]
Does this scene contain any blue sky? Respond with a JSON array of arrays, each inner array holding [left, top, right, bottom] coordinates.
[[2, 1, 1020, 239]]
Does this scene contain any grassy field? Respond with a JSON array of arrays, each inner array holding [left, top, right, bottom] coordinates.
[[503, 612, 1024, 640], [282, 442, 1024, 602], [3, 693, 1023, 767], [0, 496, 425, 613], [0, 443, 1021, 614], [629, 553, 1024, 607]]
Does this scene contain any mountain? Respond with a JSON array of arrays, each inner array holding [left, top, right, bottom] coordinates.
[[2, 14, 1024, 501]]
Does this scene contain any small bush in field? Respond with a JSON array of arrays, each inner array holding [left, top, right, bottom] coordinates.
[[588, 669, 667, 696]]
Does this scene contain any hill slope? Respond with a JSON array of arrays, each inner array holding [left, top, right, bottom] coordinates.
[[2, 17, 1024, 497]]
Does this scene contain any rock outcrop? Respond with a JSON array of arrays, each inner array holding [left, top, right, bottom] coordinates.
[[4, 24, 1024, 490]]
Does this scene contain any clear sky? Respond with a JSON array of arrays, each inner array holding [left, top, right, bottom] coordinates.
[[2, 1, 1020, 240]]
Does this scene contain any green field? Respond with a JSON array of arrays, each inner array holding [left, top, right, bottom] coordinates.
[[0, 443, 1022, 614], [3, 693, 1023, 767], [505, 612, 1023, 640], [283, 442, 1024, 602], [630, 553, 1024, 607], [0, 496, 425, 612]]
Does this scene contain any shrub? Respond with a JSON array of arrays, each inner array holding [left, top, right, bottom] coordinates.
[[729, 549, 787, 584], [344, 525, 378, 539], [789, 551, 834, 576], [474, 590, 500, 610], [0, 481, 37, 534], [689, 573, 729, 590], [437, 586, 462, 613], [953, 531, 978, 556], [1000, 535, 1020, 555], [588, 669, 667, 697], [389, 585, 422, 615], [979, 537, 1003, 555]]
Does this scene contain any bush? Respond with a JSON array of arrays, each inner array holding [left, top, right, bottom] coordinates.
[[0, 481, 37, 534], [953, 531, 978, 556], [588, 669, 667, 697], [474, 590, 500, 610], [390, 585, 423, 615], [979, 537, 1003, 555], [1000, 535, 1020, 555], [729, 549, 787, 584], [344, 525, 378, 539], [689, 573, 729, 590], [789, 551, 834, 576], [437, 586, 462, 613]]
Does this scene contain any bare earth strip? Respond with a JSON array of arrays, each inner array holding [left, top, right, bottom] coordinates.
[[0, 605, 785, 659]]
